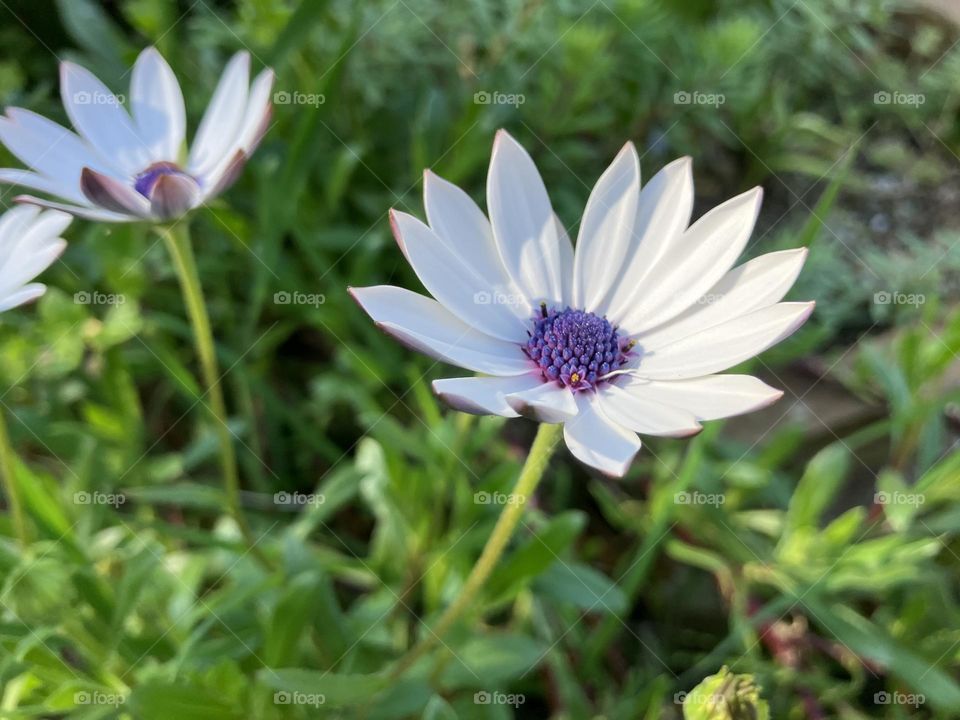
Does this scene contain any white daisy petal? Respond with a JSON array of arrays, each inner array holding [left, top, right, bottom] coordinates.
[[613, 374, 784, 421], [0, 169, 86, 205], [603, 157, 693, 322], [487, 130, 564, 305], [637, 248, 809, 349], [391, 210, 529, 342], [350, 285, 530, 376], [505, 382, 579, 423], [0, 208, 71, 312], [619, 187, 763, 335], [60, 61, 150, 175], [563, 394, 642, 477], [636, 302, 815, 380], [573, 142, 640, 310], [555, 213, 575, 306], [423, 169, 532, 319], [0, 109, 109, 201], [0, 239, 66, 299], [0, 283, 47, 312], [201, 68, 274, 191], [14, 195, 129, 222], [597, 383, 702, 437], [188, 52, 250, 179], [432, 374, 542, 417], [131, 47, 186, 162]]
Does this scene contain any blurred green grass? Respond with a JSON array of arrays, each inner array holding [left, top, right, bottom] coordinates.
[[0, 0, 959, 717]]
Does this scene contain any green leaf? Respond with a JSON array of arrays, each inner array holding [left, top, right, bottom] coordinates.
[[486, 510, 586, 602], [534, 561, 627, 615], [264, 572, 321, 666], [128, 681, 244, 720], [440, 635, 548, 689], [258, 669, 388, 709]]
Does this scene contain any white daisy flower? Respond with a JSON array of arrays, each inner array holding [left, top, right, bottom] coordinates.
[[0, 205, 69, 311], [350, 131, 814, 477], [0, 47, 273, 222]]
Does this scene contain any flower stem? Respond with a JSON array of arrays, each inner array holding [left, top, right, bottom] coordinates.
[[389, 421, 562, 679], [0, 408, 28, 546], [158, 223, 268, 568]]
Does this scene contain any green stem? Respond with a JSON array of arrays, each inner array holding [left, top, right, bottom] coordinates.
[[389, 421, 562, 679], [158, 223, 268, 568], [0, 408, 28, 546]]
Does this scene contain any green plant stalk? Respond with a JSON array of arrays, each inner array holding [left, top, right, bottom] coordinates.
[[0, 408, 28, 545], [158, 223, 268, 567], [389, 421, 562, 679]]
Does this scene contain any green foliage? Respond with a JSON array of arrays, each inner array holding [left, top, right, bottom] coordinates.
[[0, 0, 957, 718]]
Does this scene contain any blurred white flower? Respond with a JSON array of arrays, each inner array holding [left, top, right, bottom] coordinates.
[[0, 47, 273, 222], [351, 130, 814, 476], [0, 206, 69, 311]]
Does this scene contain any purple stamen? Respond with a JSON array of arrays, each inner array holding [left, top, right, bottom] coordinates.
[[134, 162, 189, 198], [523, 306, 634, 391]]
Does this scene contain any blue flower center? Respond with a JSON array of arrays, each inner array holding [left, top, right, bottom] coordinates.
[[524, 306, 634, 391], [133, 162, 189, 197]]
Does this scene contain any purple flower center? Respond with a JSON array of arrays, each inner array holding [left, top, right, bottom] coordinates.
[[524, 306, 634, 391], [134, 162, 191, 198]]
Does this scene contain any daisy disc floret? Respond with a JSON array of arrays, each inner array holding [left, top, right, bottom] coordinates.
[[351, 130, 814, 476], [0, 47, 273, 222]]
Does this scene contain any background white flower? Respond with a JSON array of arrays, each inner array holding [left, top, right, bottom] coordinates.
[[0, 47, 273, 222], [351, 130, 814, 476], [0, 206, 69, 311]]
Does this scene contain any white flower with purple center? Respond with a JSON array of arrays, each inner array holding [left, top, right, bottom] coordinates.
[[350, 130, 814, 476], [0, 206, 69, 311], [0, 47, 273, 222]]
